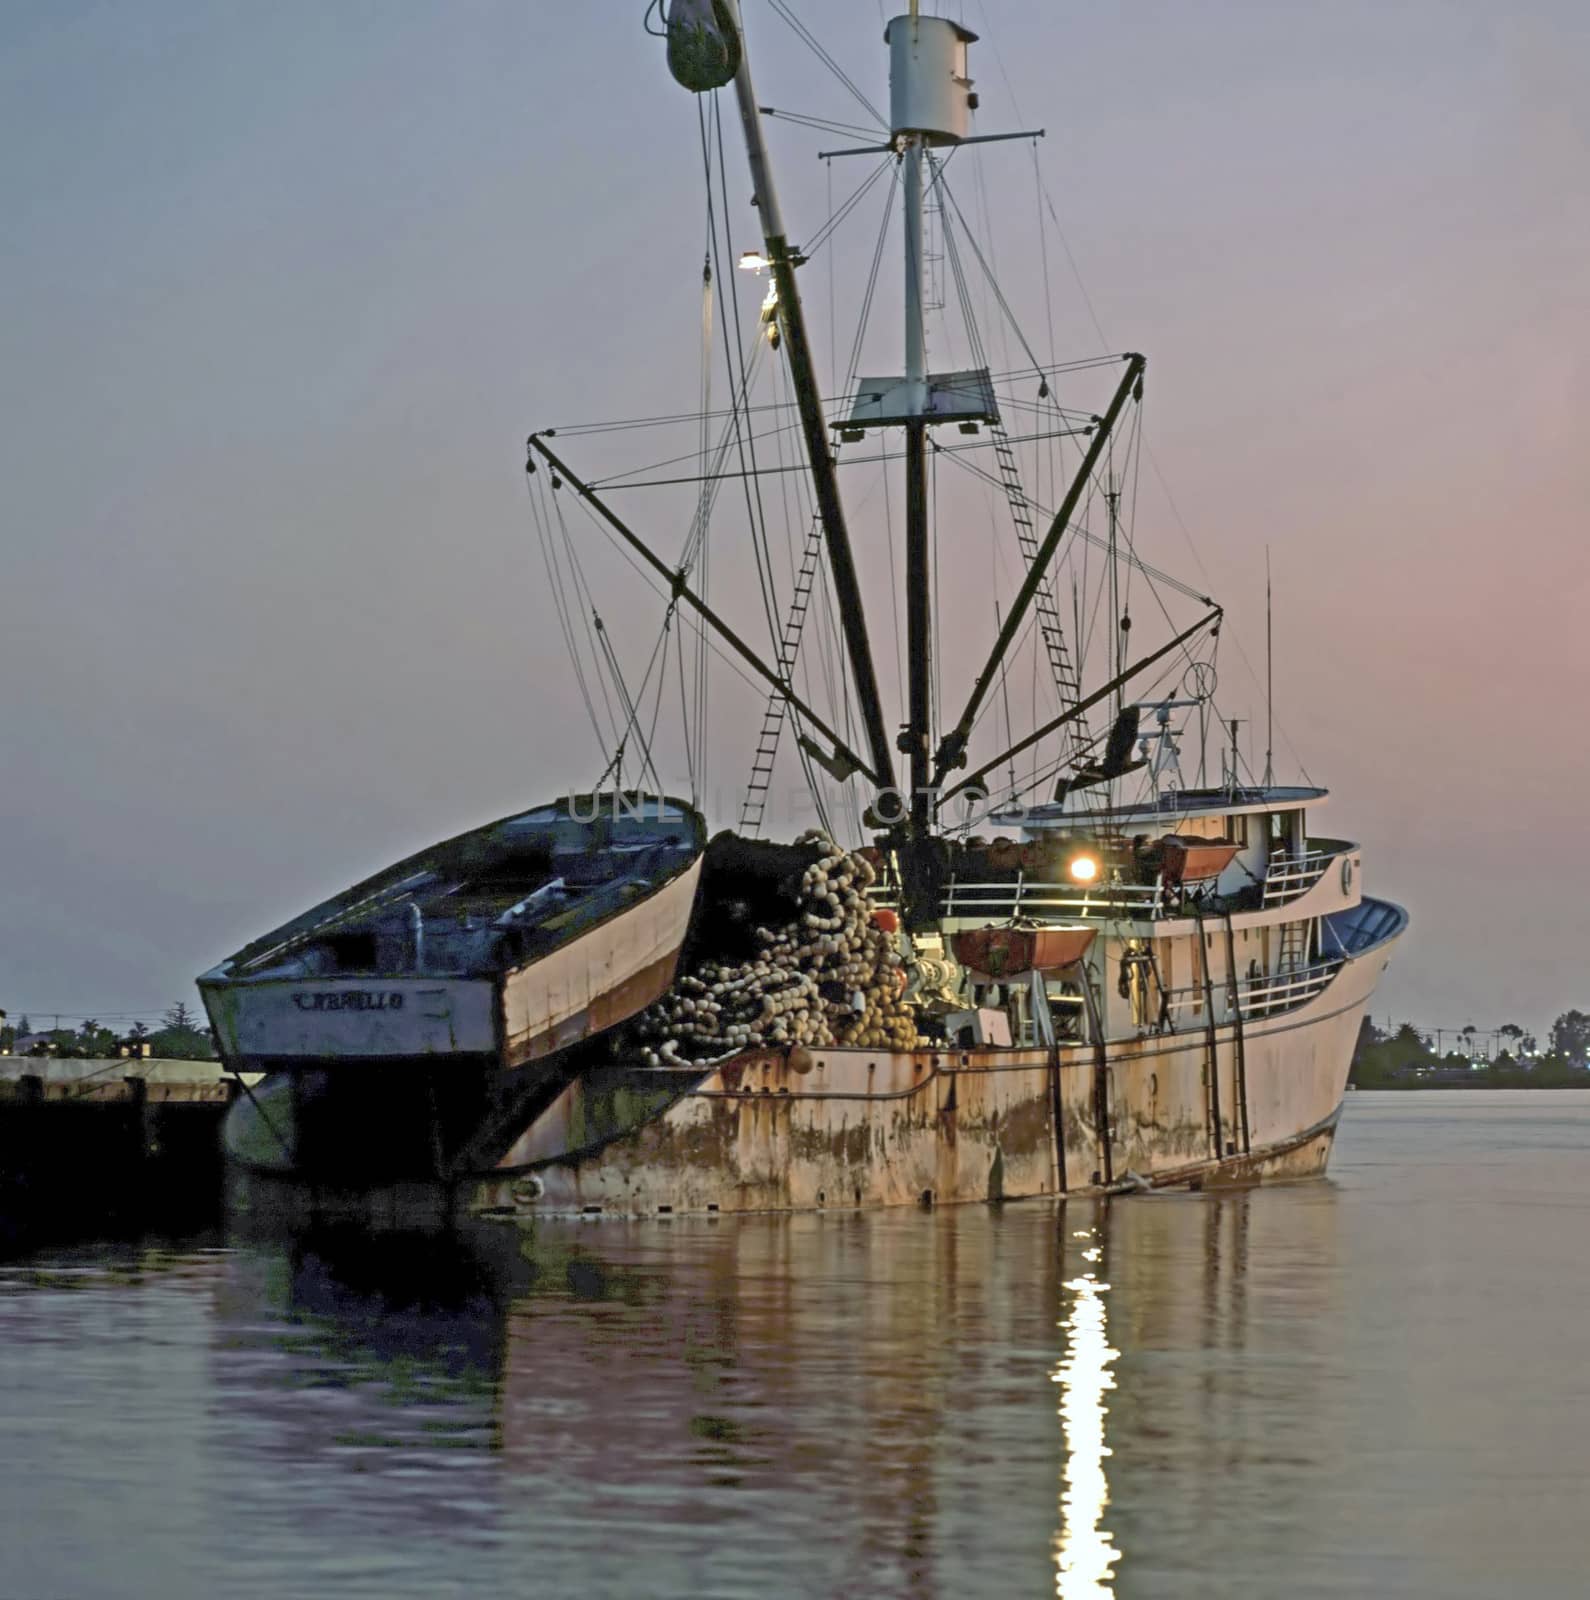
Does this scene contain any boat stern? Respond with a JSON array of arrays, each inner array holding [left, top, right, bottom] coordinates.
[[199, 970, 498, 1069]]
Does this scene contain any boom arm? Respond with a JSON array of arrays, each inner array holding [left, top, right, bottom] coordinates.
[[932, 353, 1146, 788], [528, 433, 886, 788]]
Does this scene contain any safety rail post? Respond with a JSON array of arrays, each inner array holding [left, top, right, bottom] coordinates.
[[1195, 912, 1225, 1158], [1222, 913, 1251, 1154], [1032, 974, 1069, 1196], [1075, 967, 1113, 1186]]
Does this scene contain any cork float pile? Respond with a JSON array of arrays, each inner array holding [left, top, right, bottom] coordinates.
[[636, 832, 924, 1065]]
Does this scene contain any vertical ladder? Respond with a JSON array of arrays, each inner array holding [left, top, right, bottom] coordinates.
[[989, 422, 1090, 761], [922, 185, 946, 314], [739, 512, 826, 835], [1278, 919, 1308, 973]]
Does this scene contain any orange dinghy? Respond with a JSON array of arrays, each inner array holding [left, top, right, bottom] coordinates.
[[1160, 836, 1240, 886], [951, 925, 1097, 981]]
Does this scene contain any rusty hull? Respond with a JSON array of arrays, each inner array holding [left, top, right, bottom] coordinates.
[[469, 932, 1392, 1219]]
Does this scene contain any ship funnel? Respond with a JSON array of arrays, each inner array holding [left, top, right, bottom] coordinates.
[[884, 13, 977, 145]]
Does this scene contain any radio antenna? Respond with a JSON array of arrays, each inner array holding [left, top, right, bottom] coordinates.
[[1264, 546, 1275, 786]]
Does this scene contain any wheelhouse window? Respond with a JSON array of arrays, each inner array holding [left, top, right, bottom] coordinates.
[[1268, 810, 1305, 856]]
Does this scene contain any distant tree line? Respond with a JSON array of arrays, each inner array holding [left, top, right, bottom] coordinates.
[[0, 1001, 216, 1062], [1351, 1010, 1590, 1089]]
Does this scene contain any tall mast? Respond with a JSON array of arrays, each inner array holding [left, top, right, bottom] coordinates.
[[883, 8, 981, 837], [902, 125, 932, 833], [1264, 546, 1275, 785], [1107, 475, 1122, 720], [719, 0, 897, 802]]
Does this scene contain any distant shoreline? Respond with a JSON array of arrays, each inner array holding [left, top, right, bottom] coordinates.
[[1352, 1081, 1590, 1092]]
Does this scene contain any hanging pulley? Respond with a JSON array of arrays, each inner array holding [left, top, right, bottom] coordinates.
[[654, 0, 742, 93]]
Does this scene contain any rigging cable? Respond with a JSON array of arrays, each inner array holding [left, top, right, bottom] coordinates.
[[767, 0, 889, 131], [715, 101, 833, 835], [558, 488, 778, 704], [759, 106, 884, 140], [524, 470, 609, 760], [710, 95, 786, 658], [935, 446, 1212, 601], [1024, 132, 1313, 784], [934, 170, 1050, 380], [548, 474, 623, 753], [845, 164, 905, 696], [694, 191, 715, 803], [801, 155, 895, 260], [674, 600, 698, 802]]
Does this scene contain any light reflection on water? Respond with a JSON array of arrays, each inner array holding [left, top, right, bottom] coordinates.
[[1053, 1230, 1120, 1598], [2, 1093, 1590, 1598]]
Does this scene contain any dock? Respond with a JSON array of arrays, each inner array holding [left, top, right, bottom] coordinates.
[[0, 1057, 249, 1245]]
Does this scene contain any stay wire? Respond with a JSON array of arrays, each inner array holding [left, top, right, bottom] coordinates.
[[760, 107, 883, 141], [935, 171, 1048, 379], [1026, 136, 1313, 783], [525, 473, 606, 757], [560, 489, 770, 703], [802, 155, 895, 260], [935, 445, 1209, 601], [712, 95, 786, 658], [767, 0, 889, 131], [550, 483, 628, 767]]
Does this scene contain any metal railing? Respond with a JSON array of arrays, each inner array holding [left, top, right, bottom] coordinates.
[[1157, 956, 1343, 1028], [865, 874, 1165, 922], [869, 837, 1357, 925], [943, 875, 1162, 920], [1237, 958, 1342, 1017], [1262, 849, 1338, 906]]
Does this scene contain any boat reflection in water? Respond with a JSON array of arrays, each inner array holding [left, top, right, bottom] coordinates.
[[1054, 1214, 1122, 1598], [16, 1103, 1588, 1596], [180, 1188, 1341, 1595]]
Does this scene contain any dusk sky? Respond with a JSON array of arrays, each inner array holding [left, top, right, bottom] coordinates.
[[3, 0, 1586, 1036]]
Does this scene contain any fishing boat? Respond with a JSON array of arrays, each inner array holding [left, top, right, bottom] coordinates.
[[466, 0, 1406, 1217], [208, 1, 1406, 1212], [201, 795, 705, 1179]]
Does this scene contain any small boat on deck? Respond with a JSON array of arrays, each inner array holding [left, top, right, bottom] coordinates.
[[1159, 835, 1241, 886], [951, 925, 1097, 981], [200, 795, 704, 1179]]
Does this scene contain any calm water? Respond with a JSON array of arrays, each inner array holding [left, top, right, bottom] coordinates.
[[2, 1091, 1588, 1599]]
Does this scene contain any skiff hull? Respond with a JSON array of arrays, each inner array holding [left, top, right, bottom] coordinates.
[[202, 795, 706, 1182]]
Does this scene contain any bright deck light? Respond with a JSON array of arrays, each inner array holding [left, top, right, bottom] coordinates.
[[1068, 854, 1100, 884], [738, 250, 769, 271]]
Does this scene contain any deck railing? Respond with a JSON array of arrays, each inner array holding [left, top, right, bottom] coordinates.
[[1158, 956, 1344, 1028], [869, 837, 1356, 924], [868, 875, 1164, 922], [941, 875, 1162, 920], [1262, 849, 1338, 906], [1237, 958, 1342, 1016]]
